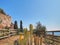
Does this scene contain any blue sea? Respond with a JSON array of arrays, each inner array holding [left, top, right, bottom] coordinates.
[[47, 32, 60, 36]]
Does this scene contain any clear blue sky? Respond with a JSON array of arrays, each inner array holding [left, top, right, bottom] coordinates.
[[0, 0, 60, 30]]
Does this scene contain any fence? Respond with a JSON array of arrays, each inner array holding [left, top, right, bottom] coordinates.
[[44, 30, 60, 45], [0, 29, 60, 45], [31, 30, 60, 45], [0, 29, 17, 39]]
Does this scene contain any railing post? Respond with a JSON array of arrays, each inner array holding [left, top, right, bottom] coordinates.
[[40, 35, 42, 45], [52, 32, 54, 45]]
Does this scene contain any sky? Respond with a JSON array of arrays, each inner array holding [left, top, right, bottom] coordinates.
[[0, 0, 60, 31]]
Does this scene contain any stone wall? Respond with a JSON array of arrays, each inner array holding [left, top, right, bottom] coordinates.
[[0, 13, 11, 29]]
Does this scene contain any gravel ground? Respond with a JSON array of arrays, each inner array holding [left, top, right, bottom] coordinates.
[[0, 35, 19, 45], [0, 35, 45, 45]]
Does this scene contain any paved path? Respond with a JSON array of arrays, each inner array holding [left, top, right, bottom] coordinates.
[[0, 35, 19, 45], [0, 35, 45, 45]]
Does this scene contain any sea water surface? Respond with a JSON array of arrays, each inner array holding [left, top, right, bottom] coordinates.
[[47, 32, 60, 36]]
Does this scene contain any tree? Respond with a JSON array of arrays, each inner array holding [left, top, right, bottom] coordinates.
[[0, 8, 6, 15], [42, 26, 46, 32], [35, 22, 46, 45], [20, 20, 23, 32], [14, 21, 18, 29], [34, 22, 46, 36], [41, 26, 46, 36], [36, 22, 42, 31]]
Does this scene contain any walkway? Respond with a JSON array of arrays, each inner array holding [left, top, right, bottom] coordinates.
[[0, 35, 19, 45], [0, 35, 46, 45]]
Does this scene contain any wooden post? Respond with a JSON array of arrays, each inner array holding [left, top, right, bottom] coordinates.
[[32, 35, 35, 45], [36, 36, 39, 45], [52, 32, 54, 45], [40, 35, 42, 45], [34, 34, 36, 45]]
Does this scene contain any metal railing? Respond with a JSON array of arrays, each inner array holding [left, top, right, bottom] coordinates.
[[44, 30, 60, 45]]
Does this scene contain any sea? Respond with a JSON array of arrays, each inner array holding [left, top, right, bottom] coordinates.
[[47, 32, 60, 36]]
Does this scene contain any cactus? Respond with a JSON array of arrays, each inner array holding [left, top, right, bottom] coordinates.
[[18, 28, 29, 45], [24, 28, 28, 45], [29, 24, 33, 45]]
